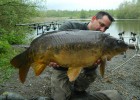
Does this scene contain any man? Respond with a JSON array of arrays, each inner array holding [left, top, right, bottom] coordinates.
[[50, 11, 122, 100]]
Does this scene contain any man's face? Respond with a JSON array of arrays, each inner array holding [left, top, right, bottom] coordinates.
[[90, 15, 112, 32]]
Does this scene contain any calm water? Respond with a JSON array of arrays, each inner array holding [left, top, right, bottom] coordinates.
[[106, 19, 140, 38], [106, 19, 140, 44]]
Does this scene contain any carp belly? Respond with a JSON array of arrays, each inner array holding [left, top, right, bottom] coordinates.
[[54, 48, 101, 67], [53, 48, 102, 81]]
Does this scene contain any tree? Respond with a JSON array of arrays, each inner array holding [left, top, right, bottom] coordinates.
[[116, 0, 140, 19], [80, 9, 86, 19], [0, 0, 39, 44]]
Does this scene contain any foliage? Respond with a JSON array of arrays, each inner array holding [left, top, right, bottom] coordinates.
[[116, 0, 140, 19], [2, 30, 27, 45], [0, 0, 38, 45], [0, 38, 20, 83], [0, 49, 18, 83], [0, 0, 38, 83], [0, 40, 11, 54], [38, 9, 113, 19], [0, 0, 37, 29], [80, 10, 87, 19]]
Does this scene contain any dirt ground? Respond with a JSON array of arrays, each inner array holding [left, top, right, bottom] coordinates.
[[0, 49, 140, 100]]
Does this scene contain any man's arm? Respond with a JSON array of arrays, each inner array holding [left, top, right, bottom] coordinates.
[[59, 21, 74, 31]]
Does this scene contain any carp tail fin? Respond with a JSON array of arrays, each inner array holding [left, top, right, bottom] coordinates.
[[10, 50, 30, 68], [10, 49, 31, 83]]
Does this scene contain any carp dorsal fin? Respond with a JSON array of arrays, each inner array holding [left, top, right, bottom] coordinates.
[[31, 62, 47, 76], [99, 58, 107, 78], [67, 67, 82, 82]]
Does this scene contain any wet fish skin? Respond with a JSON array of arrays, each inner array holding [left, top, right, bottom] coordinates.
[[10, 30, 128, 83]]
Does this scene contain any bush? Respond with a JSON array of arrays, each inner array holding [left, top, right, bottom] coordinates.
[[0, 40, 11, 54], [2, 31, 26, 45], [0, 49, 17, 83], [0, 28, 6, 35]]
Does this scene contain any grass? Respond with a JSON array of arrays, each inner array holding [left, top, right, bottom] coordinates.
[[0, 48, 22, 83]]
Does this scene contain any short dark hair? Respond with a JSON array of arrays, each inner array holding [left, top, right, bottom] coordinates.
[[95, 11, 115, 22]]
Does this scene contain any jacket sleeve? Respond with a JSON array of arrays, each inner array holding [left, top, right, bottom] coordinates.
[[58, 21, 74, 31]]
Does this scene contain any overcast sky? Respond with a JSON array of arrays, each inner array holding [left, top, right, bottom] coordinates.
[[46, 0, 132, 11]]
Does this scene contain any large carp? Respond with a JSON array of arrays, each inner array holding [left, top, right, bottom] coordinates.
[[10, 30, 128, 83]]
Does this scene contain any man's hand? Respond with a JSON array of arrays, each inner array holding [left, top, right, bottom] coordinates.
[[49, 62, 60, 67], [49, 59, 101, 68], [93, 59, 101, 66]]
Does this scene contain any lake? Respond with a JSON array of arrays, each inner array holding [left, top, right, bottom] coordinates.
[[105, 19, 140, 43], [103, 19, 140, 35]]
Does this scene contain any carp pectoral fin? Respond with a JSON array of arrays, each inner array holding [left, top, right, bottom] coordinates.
[[99, 59, 106, 78], [19, 66, 30, 83], [67, 67, 82, 82], [31, 62, 47, 76]]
